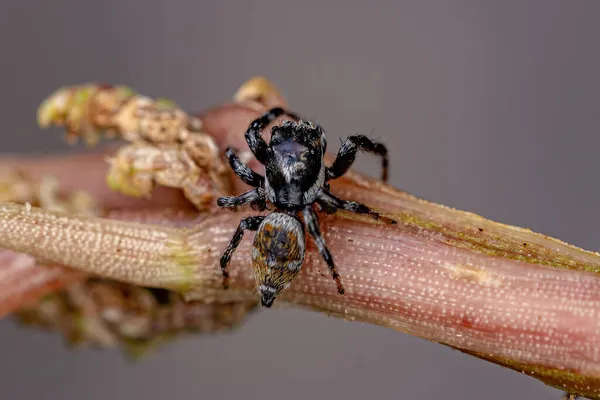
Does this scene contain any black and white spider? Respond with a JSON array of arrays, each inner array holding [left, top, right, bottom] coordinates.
[[217, 107, 396, 307]]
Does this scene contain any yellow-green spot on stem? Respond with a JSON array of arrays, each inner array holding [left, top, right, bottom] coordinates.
[[396, 211, 443, 231], [168, 240, 199, 294]]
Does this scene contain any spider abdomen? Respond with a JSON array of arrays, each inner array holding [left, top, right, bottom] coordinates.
[[251, 213, 305, 307]]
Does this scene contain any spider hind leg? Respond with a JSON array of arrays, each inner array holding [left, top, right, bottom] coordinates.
[[302, 206, 345, 295], [220, 216, 265, 289]]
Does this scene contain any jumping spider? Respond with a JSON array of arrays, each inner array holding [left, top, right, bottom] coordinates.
[[217, 107, 396, 307]]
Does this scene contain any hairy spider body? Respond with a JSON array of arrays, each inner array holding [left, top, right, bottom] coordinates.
[[252, 213, 306, 307], [264, 120, 326, 209], [218, 107, 395, 307]]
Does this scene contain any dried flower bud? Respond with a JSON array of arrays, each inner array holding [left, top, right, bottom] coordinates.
[[106, 138, 231, 210], [38, 83, 233, 210]]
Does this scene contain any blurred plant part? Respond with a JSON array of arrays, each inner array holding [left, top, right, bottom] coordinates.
[[0, 164, 258, 355], [38, 83, 233, 210], [233, 76, 287, 111], [0, 166, 101, 216], [38, 83, 195, 146], [0, 166, 100, 317], [16, 278, 257, 358]]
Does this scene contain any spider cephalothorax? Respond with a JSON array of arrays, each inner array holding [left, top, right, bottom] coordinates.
[[217, 107, 396, 307]]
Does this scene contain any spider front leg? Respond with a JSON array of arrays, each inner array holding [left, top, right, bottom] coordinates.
[[245, 107, 301, 164], [217, 188, 266, 211], [220, 216, 265, 289], [302, 206, 345, 295], [326, 135, 389, 182], [225, 147, 264, 187], [316, 188, 397, 224]]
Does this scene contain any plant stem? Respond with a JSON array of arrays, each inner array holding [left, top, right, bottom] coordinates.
[[0, 171, 599, 398]]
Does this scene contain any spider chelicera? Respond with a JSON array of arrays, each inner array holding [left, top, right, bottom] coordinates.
[[217, 107, 396, 307]]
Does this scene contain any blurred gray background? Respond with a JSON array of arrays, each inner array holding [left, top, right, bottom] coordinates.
[[1, 1, 599, 399]]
